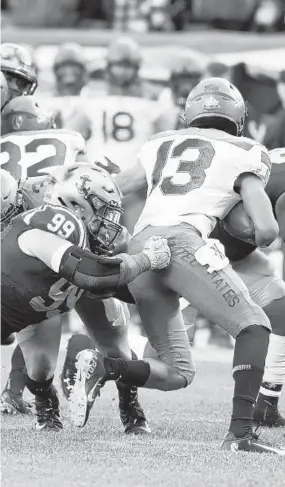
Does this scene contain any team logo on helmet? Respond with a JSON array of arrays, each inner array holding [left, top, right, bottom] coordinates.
[[204, 84, 220, 92], [76, 174, 92, 195], [203, 96, 220, 111], [12, 114, 23, 130]]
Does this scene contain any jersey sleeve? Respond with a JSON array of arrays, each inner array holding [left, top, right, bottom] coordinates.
[[22, 204, 87, 248], [227, 138, 271, 187]]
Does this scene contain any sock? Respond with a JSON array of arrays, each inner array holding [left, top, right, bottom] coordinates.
[[104, 356, 150, 387], [258, 333, 285, 407], [64, 334, 95, 367], [4, 345, 27, 396], [258, 384, 283, 408], [116, 350, 138, 394], [25, 375, 54, 400], [229, 325, 270, 438]]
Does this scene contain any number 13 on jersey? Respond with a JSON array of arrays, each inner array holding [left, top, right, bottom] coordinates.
[[150, 138, 215, 196]]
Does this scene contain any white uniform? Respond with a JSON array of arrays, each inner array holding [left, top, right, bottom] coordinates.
[[84, 96, 162, 171], [0, 129, 86, 181], [134, 127, 271, 237]]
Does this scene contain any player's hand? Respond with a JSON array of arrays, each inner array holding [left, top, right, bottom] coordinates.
[[142, 235, 171, 270]]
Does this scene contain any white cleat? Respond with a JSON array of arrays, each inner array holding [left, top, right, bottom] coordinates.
[[68, 349, 105, 428]]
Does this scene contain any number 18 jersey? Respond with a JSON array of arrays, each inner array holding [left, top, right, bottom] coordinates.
[[133, 128, 271, 238]]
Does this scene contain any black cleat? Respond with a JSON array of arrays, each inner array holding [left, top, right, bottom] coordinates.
[[118, 384, 151, 435], [1, 390, 33, 415], [68, 349, 105, 428], [253, 401, 285, 428], [221, 430, 285, 455], [35, 386, 63, 431]]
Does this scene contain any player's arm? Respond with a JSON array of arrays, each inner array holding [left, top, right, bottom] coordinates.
[[237, 173, 279, 247], [275, 193, 285, 241], [115, 160, 147, 195], [18, 229, 170, 292]]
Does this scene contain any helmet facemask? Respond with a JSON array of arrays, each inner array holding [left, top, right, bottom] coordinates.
[[86, 193, 123, 253]]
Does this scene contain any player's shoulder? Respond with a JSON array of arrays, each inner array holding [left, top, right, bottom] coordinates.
[[46, 129, 86, 154], [22, 204, 87, 247], [221, 135, 266, 153], [148, 130, 178, 142]]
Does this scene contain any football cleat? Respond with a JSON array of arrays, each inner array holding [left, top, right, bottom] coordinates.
[[60, 362, 77, 401], [68, 349, 105, 428], [118, 384, 151, 435], [35, 386, 63, 431], [253, 401, 285, 427], [1, 390, 33, 415], [221, 430, 285, 455]]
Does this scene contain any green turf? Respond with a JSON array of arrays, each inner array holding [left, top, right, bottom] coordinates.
[[1, 346, 285, 487]]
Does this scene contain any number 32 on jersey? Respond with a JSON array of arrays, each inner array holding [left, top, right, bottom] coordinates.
[[151, 138, 215, 195]]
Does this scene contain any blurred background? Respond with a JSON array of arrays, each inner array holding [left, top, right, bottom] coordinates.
[[1, 0, 285, 347]]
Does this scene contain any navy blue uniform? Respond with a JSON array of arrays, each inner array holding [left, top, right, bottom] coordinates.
[[1, 204, 86, 335]]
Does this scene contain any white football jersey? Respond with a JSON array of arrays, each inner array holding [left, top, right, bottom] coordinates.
[[134, 128, 271, 238], [84, 95, 162, 171], [0, 129, 86, 181]]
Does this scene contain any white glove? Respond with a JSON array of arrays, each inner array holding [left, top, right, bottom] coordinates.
[[142, 235, 171, 270]]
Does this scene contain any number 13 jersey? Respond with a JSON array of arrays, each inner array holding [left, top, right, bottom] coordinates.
[[133, 127, 271, 238]]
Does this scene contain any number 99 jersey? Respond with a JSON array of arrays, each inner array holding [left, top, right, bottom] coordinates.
[[0, 129, 86, 181], [1, 204, 87, 332], [84, 96, 162, 171], [134, 128, 271, 238]]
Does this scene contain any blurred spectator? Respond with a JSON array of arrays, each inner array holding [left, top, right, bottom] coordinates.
[[252, 0, 285, 32], [111, 0, 147, 31]]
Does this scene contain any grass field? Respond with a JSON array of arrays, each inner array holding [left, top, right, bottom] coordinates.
[[1, 343, 285, 487]]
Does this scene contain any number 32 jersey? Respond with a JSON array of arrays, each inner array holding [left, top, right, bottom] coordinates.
[[1, 205, 87, 331], [0, 129, 86, 181], [134, 127, 271, 238]]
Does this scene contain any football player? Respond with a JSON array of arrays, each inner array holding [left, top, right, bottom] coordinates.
[[142, 147, 285, 428], [1, 72, 9, 110], [158, 51, 206, 131], [0, 97, 160, 433], [1, 44, 40, 415], [1, 162, 170, 430], [85, 36, 167, 233], [51, 43, 91, 141], [69, 77, 285, 454], [0, 43, 37, 106]]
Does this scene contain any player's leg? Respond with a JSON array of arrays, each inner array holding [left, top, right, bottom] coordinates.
[[17, 317, 63, 431], [143, 302, 197, 359], [1, 344, 32, 415], [68, 295, 150, 432], [158, 226, 284, 453], [1, 318, 32, 415], [233, 250, 285, 426]]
